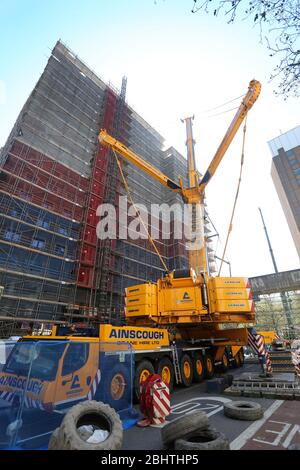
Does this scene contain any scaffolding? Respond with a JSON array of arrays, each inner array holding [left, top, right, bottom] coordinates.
[[0, 40, 190, 337]]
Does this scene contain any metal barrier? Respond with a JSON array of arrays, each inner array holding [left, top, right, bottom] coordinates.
[[0, 340, 137, 450]]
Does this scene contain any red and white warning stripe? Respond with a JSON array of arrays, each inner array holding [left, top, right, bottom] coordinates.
[[151, 381, 170, 425], [87, 369, 101, 400]]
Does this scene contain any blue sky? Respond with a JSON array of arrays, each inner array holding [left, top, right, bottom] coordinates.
[[0, 0, 299, 276]]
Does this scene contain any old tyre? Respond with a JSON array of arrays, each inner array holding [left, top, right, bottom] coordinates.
[[157, 357, 174, 393], [193, 352, 205, 383], [224, 400, 263, 421], [204, 354, 215, 379], [175, 426, 230, 450], [48, 427, 60, 450], [57, 400, 123, 450], [161, 410, 209, 447], [134, 360, 155, 400], [180, 354, 193, 387], [102, 364, 131, 410]]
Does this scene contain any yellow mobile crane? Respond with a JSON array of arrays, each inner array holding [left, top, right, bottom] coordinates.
[[0, 80, 261, 407], [99, 79, 261, 326]]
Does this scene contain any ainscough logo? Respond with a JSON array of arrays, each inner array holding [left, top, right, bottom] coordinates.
[[109, 329, 164, 340]]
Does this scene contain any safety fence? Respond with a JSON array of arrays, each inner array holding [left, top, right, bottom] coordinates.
[[0, 340, 137, 450]]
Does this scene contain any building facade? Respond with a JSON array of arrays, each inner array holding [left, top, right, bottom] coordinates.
[[268, 126, 300, 259], [0, 41, 190, 337]]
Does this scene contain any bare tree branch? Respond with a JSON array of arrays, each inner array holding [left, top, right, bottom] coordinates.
[[192, 0, 300, 98]]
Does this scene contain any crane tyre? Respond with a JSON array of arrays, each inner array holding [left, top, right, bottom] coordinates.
[[193, 352, 205, 383], [174, 426, 230, 450], [161, 410, 208, 447], [224, 401, 263, 421], [204, 354, 215, 379], [238, 349, 245, 366], [156, 357, 174, 393], [180, 354, 193, 387], [102, 364, 131, 410], [220, 352, 229, 373], [55, 401, 123, 450], [232, 353, 241, 368], [134, 360, 155, 401]]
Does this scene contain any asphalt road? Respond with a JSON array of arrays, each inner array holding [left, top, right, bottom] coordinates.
[[123, 363, 300, 451], [1, 362, 300, 450]]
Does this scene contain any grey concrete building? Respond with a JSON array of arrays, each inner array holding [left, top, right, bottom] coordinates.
[[268, 126, 300, 259]]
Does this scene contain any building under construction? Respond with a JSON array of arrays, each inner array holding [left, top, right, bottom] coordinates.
[[0, 41, 193, 337]]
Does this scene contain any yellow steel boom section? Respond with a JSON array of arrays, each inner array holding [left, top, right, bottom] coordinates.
[[98, 130, 181, 193], [198, 79, 261, 194], [99, 79, 261, 276]]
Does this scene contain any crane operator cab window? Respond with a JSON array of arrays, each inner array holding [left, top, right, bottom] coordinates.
[[61, 342, 89, 376]]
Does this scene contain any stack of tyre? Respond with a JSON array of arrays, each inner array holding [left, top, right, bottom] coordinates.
[[161, 410, 230, 451]]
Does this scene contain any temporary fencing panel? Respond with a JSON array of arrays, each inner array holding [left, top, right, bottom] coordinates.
[[0, 340, 136, 450]]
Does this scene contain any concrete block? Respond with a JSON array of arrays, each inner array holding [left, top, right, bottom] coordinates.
[[224, 387, 241, 396], [243, 390, 262, 398]]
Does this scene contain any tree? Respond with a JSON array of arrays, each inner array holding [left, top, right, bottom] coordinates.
[[191, 1, 300, 98]]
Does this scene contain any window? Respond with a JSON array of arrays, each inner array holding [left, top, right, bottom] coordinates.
[[58, 227, 68, 236], [297, 180, 300, 186], [31, 238, 45, 249], [62, 342, 89, 376], [4, 230, 21, 242], [55, 244, 65, 256], [286, 149, 294, 157], [294, 168, 300, 176], [290, 159, 297, 166], [4, 342, 66, 381], [37, 219, 50, 229]]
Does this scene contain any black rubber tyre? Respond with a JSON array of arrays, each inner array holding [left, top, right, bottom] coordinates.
[[101, 364, 131, 410], [161, 410, 209, 447], [193, 352, 205, 383], [180, 353, 193, 387], [238, 349, 245, 366], [232, 352, 241, 368], [156, 357, 174, 393], [56, 400, 123, 450], [204, 353, 215, 379], [48, 427, 60, 450], [175, 426, 230, 450], [220, 352, 229, 373], [134, 359, 155, 400], [224, 401, 263, 421]]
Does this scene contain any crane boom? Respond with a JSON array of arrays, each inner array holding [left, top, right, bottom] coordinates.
[[98, 79, 261, 276], [199, 79, 261, 194], [99, 130, 181, 192]]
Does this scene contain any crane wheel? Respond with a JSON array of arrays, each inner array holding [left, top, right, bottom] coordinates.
[[134, 360, 155, 401], [101, 364, 131, 409], [180, 354, 193, 387], [232, 353, 241, 368], [156, 357, 174, 392], [193, 353, 205, 383], [204, 354, 215, 379], [220, 353, 229, 373], [238, 349, 245, 366]]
